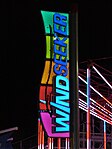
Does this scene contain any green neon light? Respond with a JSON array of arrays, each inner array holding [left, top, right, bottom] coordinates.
[[41, 11, 69, 35], [40, 10, 70, 136], [46, 36, 69, 60]]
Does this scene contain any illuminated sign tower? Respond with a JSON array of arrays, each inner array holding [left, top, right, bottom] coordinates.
[[38, 8, 79, 148], [39, 11, 69, 137]]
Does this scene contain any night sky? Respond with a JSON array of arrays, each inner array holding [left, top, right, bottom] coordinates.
[[0, 1, 112, 141]]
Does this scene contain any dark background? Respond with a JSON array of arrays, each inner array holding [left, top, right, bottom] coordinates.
[[0, 0, 112, 140]]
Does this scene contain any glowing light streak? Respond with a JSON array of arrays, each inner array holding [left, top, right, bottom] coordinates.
[[79, 90, 87, 97], [106, 103, 112, 109], [79, 100, 112, 122], [40, 100, 46, 104], [79, 76, 103, 97], [90, 105, 112, 121], [79, 90, 112, 116], [93, 66, 112, 89], [91, 102, 108, 115], [79, 76, 112, 107], [79, 97, 112, 119], [79, 100, 112, 125], [79, 104, 112, 125], [89, 86, 103, 98]]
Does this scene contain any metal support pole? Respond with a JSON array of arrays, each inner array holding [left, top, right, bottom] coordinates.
[[87, 67, 91, 149], [66, 138, 70, 149], [48, 137, 51, 149], [58, 138, 61, 149], [111, 125, 112, 149], [69, 4, 79, 149], [40, 122, 42, 149], [65, 138, 69, 149], [38, 119, 40, 149], [42, 129, 44, 149], [51, 138, 53, 149], [92, 116, 94, 149], [104, 120, 106, 149]]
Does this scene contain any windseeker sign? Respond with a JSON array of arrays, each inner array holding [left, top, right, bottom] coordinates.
[[39, 11, 70, 137]]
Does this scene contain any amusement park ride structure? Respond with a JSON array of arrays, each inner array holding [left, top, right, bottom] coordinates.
[[38, 58, 112, 149], [38, 9, 112, 149]]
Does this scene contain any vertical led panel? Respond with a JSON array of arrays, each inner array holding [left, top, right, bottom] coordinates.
[[39, 10, 70, 137]]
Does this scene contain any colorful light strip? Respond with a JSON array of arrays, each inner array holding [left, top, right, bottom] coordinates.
[[93, 66, 112, 89], [79, 90, 112, 117], [40, 11, 70, 137], [79, 99, 112, 125], [79, 75, 112, 108], [104, 120, 106, 149], [87, 68, 91, 149]]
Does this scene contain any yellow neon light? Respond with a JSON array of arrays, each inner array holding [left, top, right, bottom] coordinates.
[[41, 60, 69, 84], [46, 36, 69, 60]]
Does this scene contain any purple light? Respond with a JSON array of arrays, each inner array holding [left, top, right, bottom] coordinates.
[[40, 112, 69, 137]]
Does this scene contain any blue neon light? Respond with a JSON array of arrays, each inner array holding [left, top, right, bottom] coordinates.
[[56, 109, 69, 132], [53, 64, 68, 77], [54, 33, 67, 47], [53, 13, 67, 36], [52, 12, 69, 133], [56, 88, 69, 107], [56, 75, 69, 91], [50, 102, 70, 114]]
